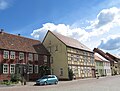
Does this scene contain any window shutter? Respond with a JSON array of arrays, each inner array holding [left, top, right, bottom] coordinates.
[[33, 65, 34, 73], [0, 64, 3, 74]]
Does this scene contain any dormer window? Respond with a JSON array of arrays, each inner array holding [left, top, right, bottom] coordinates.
[[3, 50, 9, 59]]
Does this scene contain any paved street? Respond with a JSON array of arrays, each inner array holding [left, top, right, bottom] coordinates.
[[0, 75, 120, 91]]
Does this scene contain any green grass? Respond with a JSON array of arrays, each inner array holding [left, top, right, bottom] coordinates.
[[0, 81, 18, 86]]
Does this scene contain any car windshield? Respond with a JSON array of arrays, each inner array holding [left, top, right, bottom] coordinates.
[[41, 76, 48, 79]]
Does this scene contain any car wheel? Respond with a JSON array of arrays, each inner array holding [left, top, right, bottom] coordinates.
[[44, 81, 47, 85], [55, 81, 58, 85]]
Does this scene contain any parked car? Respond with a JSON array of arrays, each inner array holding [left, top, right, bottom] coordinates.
[[36, 75, 58, 85]]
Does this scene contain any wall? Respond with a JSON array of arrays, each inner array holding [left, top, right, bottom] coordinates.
[[43, 32, 68, 80], [103, 62, 111, 76], [95, 61, 104, 76], [0, 49, 50, 81]]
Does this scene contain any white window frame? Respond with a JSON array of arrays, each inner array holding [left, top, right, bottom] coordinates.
[[47, 47, 51, 52], [10, 64, 15, 74], [60, 68, 63, 76], [29, 65, 33, 74], [28, 53, 33, 61], [34, 65, 38, 73], [50, 57, 53, 63], [34, 54, 38, 61], [44, 55, 47, 63], [10, 51, 15, 59], [3, 50, 9, 59], [19, 52, 24, 60], [55, 45, 58, 51], [3, 64, 9, 74]]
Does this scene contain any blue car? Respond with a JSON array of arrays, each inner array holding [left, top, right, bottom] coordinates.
[[36, 75, 58, 85]]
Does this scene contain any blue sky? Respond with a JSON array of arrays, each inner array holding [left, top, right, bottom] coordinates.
[[0, 0, 120, 55]]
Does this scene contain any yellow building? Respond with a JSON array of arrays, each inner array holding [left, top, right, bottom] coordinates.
[[43, 30, 95, 80]]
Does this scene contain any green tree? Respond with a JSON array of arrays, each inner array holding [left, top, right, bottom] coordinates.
[[39, 65, 50, 77], [68, 68, 74, 80]]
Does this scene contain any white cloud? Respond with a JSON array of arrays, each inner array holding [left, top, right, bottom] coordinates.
[[0, 0, 9, 10], [31, 7, 120, 52], [86, 7, 120, 37], [31, 23, 88, 41], [98, 34, 120, 50]]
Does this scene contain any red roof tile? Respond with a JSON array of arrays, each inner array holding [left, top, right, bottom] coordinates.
[[0, 32, 50, 55]]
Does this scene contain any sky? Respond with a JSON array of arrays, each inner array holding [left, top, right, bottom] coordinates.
[[0, 0, 120, 56]]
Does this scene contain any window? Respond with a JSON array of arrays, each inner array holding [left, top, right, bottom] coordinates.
[[3, 64, 9, 74], [76, 55, 79, 61], [67, 48, 71, 52], [50, 57, 53, 63], [47, 47, 51, 52], [10, 64, 15, 74], [71, 49, 74, 53], [74, 55, 77, 61], [68, 53, 72, 61], [29, 65, 33, 74], [76, 50, 79, 53], [90, 58, 94, 65], [34, 54, 38, 61], [55, 45, 58, 51], [19, 52, 24, 60], [3, 50, 9, 59], [34, 65, 38, 73], [44, 55, 47, 63], [49, 40, 51, 45], [28, 53, 33, 61], [60, 68, 63, 76], [68, 57, 71, 61], [10, 51, 15, 59], [71, 54, 74, 60], [51, 69, 54, 74]]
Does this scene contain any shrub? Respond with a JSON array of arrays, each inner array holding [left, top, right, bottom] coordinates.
[[68, 68, 74, 80], [10, 74, 22, 82]]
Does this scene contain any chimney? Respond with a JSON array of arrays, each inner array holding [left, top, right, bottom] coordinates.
[[18, 34, 20, 36], [0, 29, 4, 33], [0, 29, 4, 34]]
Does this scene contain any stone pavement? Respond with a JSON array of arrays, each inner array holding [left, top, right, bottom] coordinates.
[[0, 75, 120, 91]]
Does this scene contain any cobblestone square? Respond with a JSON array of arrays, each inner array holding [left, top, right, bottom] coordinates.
[[0, 75, 120, 91]]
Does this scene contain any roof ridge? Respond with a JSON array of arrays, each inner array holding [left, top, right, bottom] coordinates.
[[0, 32, 41, 42]]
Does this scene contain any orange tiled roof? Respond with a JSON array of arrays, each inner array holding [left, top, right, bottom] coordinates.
[[0, 32, 50, 55], [50, 31, 92, 52]]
